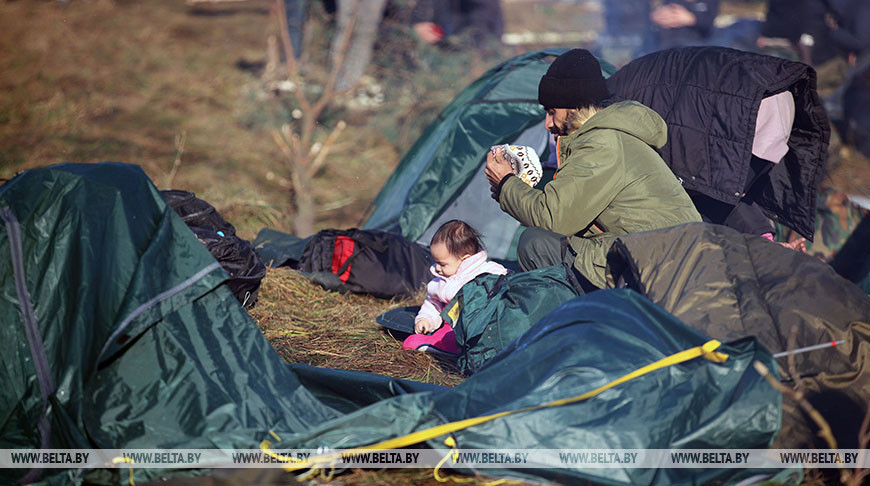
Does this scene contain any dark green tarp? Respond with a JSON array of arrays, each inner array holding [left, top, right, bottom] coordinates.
[[606, 222, 870, 448], [252, 228, 310, 268], [2, 163, 783, 485]]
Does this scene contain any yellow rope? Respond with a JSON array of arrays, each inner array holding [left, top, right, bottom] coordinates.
[[433, 437, 525, 485], [434, 437, 473, 483], [262, 340, 728, 475], [111, 456, 135, 486]]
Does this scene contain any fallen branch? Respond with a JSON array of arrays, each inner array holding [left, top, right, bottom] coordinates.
[[753, 361, 838, 450], [846, 406, 870, 486], [753, 361, 846, 483]]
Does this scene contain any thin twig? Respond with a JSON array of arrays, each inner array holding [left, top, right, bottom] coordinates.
[[308, 120, 346, 177], [280, 123, 300, 155], [271, 129, 298, 173], [847, 406, 870, 486], [786, 326, 803, 395], [164, 130, 186, 189], [753, 361, 840, 451]]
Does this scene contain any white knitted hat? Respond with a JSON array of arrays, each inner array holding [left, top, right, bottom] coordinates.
[[492, 144, 543, 187]]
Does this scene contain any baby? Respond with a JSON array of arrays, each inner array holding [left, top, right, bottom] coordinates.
[[491, 144, 543, 187], [403, 220, 508, 354]]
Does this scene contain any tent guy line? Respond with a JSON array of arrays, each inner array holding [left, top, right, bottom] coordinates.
[[772, 340, 846, 359]]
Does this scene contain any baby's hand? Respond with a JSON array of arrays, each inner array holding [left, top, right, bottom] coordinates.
[[415, 318, 436, 334]]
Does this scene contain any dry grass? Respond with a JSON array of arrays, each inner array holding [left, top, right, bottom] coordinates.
[[0, 0, 414, 241], [0, 0, 290, 237], [251, 267, 465, 387]]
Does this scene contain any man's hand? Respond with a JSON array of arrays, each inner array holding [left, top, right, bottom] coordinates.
[[412, 22, 445, 44], [485, 146, 514, 187], [779, 237, 806, 252]]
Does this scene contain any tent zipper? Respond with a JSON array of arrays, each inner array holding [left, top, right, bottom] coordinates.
[[1, 207, 55, 483]]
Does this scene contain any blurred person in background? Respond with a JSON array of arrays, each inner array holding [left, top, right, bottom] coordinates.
[[282, 0, 386, 91], [597, 0, 790, 67], [759, 0, 870, 157], [597, 0, 740, 66], [596, 0, 651, 66], [816, 0, 870, 152], [409, 0, 504, 52], [283, 0, 503, 89], [646, 0, 721, 52]]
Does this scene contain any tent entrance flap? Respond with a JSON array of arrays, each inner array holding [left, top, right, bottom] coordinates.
[[416, 122, 550, 259]]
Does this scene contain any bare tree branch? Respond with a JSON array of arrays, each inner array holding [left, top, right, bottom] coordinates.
[[280, 123, 301, 156], [847, 406, 870, 486], [268, 0, 366, 236], [753, 361, 844, 481], [308, 120, 346, 177], [271, 129, 297, 170], [164, 130, 186, 189], [753, 361, 839, 450]]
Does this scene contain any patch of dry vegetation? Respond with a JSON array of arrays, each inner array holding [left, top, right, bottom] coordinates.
[[251, 267, 465, 387]]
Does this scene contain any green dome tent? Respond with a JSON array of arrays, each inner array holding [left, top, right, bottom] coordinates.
[[362, 49, 616, 260], [0, 163, 347, 483]]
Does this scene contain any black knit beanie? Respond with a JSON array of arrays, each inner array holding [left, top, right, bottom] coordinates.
[[538, 48, 610, 108]]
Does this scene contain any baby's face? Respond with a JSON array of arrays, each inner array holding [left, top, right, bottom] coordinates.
[[431, 242, 465, 277]]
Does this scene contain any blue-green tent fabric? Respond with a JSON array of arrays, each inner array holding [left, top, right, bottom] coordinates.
[[2, 163, 783, 485]]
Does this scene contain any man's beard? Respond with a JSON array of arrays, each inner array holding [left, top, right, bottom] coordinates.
[[549, 119, 573, 137], [548, 109, 580, 137]]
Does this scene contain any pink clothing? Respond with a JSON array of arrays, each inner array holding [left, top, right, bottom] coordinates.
[[414, 250, 508, 330], [402, 322, 460, 355]]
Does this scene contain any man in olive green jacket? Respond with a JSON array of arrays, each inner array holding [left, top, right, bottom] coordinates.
[[485, 48, 701, 289]]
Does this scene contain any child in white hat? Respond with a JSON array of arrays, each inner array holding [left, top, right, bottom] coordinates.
[[491, 144, 543, 187]]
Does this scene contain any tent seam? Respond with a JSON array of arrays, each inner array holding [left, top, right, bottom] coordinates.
[[1, 206, 54, 483], [97, 260, 223, 362]]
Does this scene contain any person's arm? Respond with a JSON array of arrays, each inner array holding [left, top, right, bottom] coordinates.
[[497, 140, 622, 236], [414, 293, 444, 334], [826, 8, 870, 56], [651, 1, 719, 34]]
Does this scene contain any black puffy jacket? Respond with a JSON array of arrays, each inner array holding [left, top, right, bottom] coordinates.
[[607, 46, 830, 239]]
